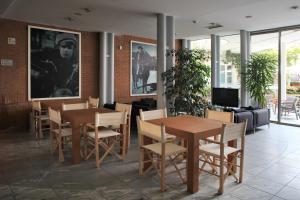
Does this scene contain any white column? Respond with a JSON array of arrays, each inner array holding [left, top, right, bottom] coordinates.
[[182, 39, 188, 49], [99, 32, 107, 106], [157, 13, 166, 109], [281, 42, 287, 100], [211, 34, 220, 89], [166, 16, 175, 70], [240, 30, 251, 106], [107, 33, 115, 104]]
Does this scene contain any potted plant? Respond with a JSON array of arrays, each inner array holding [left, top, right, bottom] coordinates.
[[245, 52, 277, 108], [162, 48, 210, 116]]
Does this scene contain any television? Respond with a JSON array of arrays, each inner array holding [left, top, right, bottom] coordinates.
[[212, 88, 239, 107]]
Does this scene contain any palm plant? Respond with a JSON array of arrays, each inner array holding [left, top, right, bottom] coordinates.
[[245, 52, 277, 108], [162, 48, 210, 116]]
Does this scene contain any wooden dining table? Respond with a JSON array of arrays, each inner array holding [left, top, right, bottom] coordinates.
[[147, 115, 227, 194], [61, 107, 115, 164]]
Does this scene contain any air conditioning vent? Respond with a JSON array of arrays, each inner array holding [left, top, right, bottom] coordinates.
[[206, 23, 223, 29]]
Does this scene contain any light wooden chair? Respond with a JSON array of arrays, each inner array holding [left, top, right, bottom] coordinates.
[[89, 96, 99, 108], [62, 102, 89, 111], [199, 121, 247, 194], [115, 103, 132, 151], [137, 116, 187, 192], [205, 108, 234, 142], [84, 111, 128, 168], [32, 101, 49, 139], [139, 108, 167, 121], [48, 107, 72, 162], [139, 109, 176, 141]]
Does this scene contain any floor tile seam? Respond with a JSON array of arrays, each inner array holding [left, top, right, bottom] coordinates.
[[231, 184, 280, 199], [273, 175, 299, 197], [243, 180, 285, 195]]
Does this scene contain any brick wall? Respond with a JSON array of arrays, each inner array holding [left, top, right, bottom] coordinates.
[[0, 18, 182, 131], [0, 19, 99, 130]]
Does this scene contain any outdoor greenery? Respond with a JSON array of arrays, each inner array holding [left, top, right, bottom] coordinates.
[[245, 52, 277, 108], [162, 48, 211, 116]]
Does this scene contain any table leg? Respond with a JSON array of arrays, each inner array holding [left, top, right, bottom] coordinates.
[[72, 126, 81, 164], [187, 136, 199, 193]]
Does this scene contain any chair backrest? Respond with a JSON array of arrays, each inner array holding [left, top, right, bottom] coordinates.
[[205, 109, 234, 123], [136, 116, 166, 143], [89, 96, 99, 108], [116, 103, 132, 116], [139, 108, 167, 121], [62, 102, 89, 111], [32, 101, 41, 112], [220, 121, 247, 143], [95, 112, 127, 128], [48, 107, 61, 125]]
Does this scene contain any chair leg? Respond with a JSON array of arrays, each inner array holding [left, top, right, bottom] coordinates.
[[160, 155, 166, 192], [95, 139, 100, 168], [239, 151, 244, 183], [218, 156, 224, 195], [39, 119, 44, 139], [139, 148, 144, 176], [58, 136, 64, 162]]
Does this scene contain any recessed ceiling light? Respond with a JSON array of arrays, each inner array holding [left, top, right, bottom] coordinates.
[[74, 12, 82, 16], [245, 15, 252, 19], [192, 20, 200, 24], [64, 17, 74, 22], [290, 5, 299, 10], [82, 8, 91, 13]]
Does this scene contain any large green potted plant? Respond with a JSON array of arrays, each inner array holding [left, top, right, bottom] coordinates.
[[245, 52, 277, 108], [162, 48, 210, 116]]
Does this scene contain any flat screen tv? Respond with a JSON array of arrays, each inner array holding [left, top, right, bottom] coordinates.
[[212, 88, 239, 107]]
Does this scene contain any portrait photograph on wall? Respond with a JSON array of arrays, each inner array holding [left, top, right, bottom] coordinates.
[[131, 41, 157, 96], [28, 26, 81, 100]]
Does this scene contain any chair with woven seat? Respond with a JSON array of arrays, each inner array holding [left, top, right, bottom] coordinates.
[[48, 107, 72, 162], [62, 102, 89, 111], [84, 111, 128, 168], [32, 101, 49, 139], [137, 116, 187, 191], [139, 109, 176, 142], [89, 96, 99, 108], [205, 109, 234, 142], [115, 103, 132, 151], [199, 121, 247, 194]]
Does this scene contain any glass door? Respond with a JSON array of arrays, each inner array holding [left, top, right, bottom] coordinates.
[[280, 30, 300, 125], [251, 32, 279, 122]]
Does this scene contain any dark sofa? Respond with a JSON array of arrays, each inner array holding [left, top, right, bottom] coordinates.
[[233, 107, 270, 133]]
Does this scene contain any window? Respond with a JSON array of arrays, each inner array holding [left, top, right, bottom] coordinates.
[[219, 34, 240, 89]]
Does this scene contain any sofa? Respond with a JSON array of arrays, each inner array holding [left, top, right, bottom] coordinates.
[[233, 107, 270, 133]]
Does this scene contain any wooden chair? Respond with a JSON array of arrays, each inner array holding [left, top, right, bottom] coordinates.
[[137, 116, 187, 191], [48, 107, 72, 162], [62, 102, 89, 111], [115, 103, 132, 151], [84, 111, 127, 168], [89, 96, 99, 108], [139, 109, 176, 141], [32, 101, 49, 139], [205, 108, 234, 142], [199, 121, 247, 194], [139, 108, 167, 121]]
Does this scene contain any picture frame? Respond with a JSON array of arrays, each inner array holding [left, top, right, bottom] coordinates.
[[130, 41, 157, 96], [28, 25, 81, 100]]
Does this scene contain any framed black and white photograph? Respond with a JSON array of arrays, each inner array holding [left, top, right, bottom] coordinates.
[[130, 41, 157, 96], [28, 26, 81, 100]]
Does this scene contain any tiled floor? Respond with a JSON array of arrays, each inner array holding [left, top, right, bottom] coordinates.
[[1, 124, 300, 200]]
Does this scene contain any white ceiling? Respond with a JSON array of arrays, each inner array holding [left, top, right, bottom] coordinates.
[[1, 0, 300, 40]]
